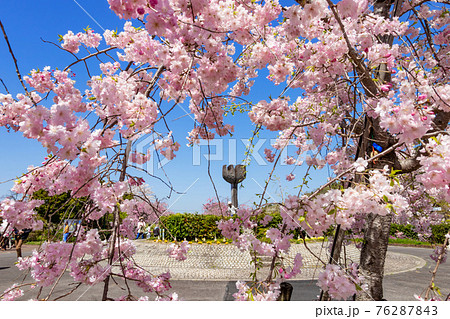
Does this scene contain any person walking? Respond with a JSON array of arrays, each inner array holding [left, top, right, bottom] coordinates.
[[63, 222, 70, 242], [72, 221, 81, 238], [135, 218, 146, 240], [145, 224, 152, 239], [0, 220, 9, 250], [227, 201, 236, 216], [153, 225, 160, 238], [14, 228, 31, 258]]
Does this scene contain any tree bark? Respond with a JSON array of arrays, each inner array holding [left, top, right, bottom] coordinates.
[[356, 213, 393, 300], [320, 225, 345, 301], [356, 0, 402, 301]]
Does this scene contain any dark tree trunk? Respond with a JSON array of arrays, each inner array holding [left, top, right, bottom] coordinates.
[[356, 213, 393, 300], [355, 0, 402, 301], [320, 225, 345, 301]]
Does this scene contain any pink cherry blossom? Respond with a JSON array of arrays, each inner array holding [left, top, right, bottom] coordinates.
[[286, 173, 295, 181], [353, 158, 368, 172], [317, 263, 364, 300], [2, 0, 450, 302], [167, 241, 190, 261]]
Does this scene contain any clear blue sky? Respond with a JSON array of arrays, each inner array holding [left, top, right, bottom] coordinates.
[[0, 0, 330, 213]]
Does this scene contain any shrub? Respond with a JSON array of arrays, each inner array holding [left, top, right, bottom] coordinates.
[[390, 223, 450, 244], [157, 211, 332, 243], [254, 212, 307, 242], [430, 223, 450, 244], [159, 213, 224, 241], [389, 224, 419, 240]]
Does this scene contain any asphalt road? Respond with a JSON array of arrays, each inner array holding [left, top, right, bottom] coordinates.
[[0, 244, 448, 301], [383, 246, 450, 301]]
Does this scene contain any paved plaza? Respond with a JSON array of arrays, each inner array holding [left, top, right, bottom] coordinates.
[[133, 240, 426, 281], [0, 241, 448, 301]]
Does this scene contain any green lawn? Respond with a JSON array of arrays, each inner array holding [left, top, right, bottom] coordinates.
[[388, 238, 433, 247]]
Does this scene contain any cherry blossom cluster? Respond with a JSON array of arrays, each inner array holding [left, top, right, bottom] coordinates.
[[167, 241, 190, 261], [90, 181, 128, 220], [0, 284, 25, 301], [119, 198, 172, 238], [317, 263, 365, 300], [218, 204, 303, 286], [430, 246, 447, 264], [114, 293, 179, 301], [16, 241, 75, 287], [202, 198, 228, 216], [61, 29, 102, 54], [154, 292, 180, 301], [280, 253, 303, 280], [0, 199, 44, 230], [1, 0, 450, 301], [123, 262, 172, 294], [418, 134, 450, 202], [392, 187, 443, 239], [24, 67, 54, 94], [89, 64, 159, 137], [277, 168, 408, 238], [9, 227, 175, 300], [107, 0, 156, 20], [264, 148, 275, 163], [249, 98, 293, 131], [154, 132, 180, 160], [130, 150, 151, 165], [233, 281, 280, 301]]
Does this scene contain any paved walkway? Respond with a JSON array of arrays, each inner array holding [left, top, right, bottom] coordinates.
[[133, 240, 426, 281], [1, 241, 447, 301]]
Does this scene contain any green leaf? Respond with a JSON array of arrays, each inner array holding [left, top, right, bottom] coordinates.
[[431, 136, 440, 145], [430, 282, 442, 296], [386, 203, 395, 213], [389, 168, 402, 177]]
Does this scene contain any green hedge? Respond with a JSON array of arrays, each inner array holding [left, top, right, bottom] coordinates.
[[254, 212, 283, 241], [159, 213, 224, 241], [390, 223, 450, 244], [156, 213, 450, 244], [430, 223, 450, 244], [389, 224, 419, 240], [159, 212, 306, 242], [254, 212, 307, 242]]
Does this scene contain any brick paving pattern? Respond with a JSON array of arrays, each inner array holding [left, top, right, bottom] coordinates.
[[133, 240, 426, 281]]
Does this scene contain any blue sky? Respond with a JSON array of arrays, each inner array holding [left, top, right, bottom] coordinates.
[[0, 0, 330, 213]]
